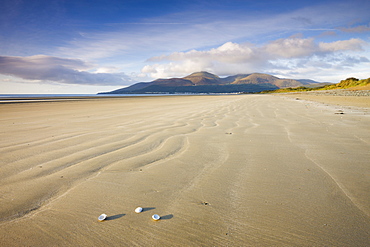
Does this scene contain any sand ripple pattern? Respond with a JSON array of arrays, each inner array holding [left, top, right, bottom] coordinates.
[[0, 95, 369, 246]]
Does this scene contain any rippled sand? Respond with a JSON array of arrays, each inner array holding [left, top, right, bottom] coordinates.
[[0, 95, 369, 246]]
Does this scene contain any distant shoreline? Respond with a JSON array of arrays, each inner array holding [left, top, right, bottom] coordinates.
[[1, 90, 369, 108], [0, 93, 208, 104]]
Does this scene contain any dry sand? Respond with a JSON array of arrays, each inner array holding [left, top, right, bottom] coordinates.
[[0, 94, 369, 246], [283, 91, 370, 108]]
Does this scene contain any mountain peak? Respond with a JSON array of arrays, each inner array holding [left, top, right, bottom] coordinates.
[[184, 71, 219, 79], [183, 71, 221, 85]]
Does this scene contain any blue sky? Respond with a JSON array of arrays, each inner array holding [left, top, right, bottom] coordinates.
[[0, 0, 369, 94]]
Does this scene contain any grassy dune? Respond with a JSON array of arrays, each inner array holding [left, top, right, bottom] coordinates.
[[260, 77, 370, 93]]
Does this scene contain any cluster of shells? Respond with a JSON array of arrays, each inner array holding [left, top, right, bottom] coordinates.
[[98, 207, 160, 222]]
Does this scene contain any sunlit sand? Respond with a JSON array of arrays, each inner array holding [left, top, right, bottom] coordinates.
[[0, 94, 369, 246]]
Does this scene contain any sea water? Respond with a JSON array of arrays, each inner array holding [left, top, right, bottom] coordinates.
[[0, 94, 178, 98]]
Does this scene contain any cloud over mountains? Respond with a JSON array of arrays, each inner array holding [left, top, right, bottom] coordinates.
[[0, 55, 132, 86], [143, 37, 368, 79]]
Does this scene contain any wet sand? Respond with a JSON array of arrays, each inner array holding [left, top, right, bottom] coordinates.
[[0, 94, 369, 246]]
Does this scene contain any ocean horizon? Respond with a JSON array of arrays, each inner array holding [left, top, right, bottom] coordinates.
[[0, 93, 230, 99], [0, 93, 202, 98]]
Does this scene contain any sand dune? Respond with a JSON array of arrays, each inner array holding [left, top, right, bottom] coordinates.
[[0, 95, 369, 246]]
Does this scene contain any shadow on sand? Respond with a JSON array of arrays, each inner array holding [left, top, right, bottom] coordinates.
[[160, 214, 173, 220], [142, 207, 156, 212], [106, 213, 126, 221]]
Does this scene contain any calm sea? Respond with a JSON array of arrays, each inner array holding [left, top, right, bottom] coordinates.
[[0, 93, 193, 98]]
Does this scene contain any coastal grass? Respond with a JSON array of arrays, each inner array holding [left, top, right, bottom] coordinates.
[[259, 77, 370, 94]]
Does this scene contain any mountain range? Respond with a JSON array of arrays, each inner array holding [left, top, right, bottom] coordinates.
[[99, 72, 327, 94]]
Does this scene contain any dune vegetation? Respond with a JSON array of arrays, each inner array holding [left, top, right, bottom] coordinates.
[[260, 77, 370, 93]]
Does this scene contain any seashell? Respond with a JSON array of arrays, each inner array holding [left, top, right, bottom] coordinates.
[[98, 214, 107, 221], [135, 207, 143, 213], [152, 214, 160, 221]]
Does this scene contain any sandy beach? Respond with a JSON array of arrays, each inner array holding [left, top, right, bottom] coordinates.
[[0, 94, 369, 246]]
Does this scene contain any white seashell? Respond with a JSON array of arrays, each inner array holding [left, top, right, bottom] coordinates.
[[135, 207, 143, 213], [152, 214, 160, 221], [98, 214, 107, 221]]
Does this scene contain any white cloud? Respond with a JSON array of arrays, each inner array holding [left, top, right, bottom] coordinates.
[[0, 55, 133, 86], [142, 37, 369, 80], [94, 66, 121, 73], [263, 36, 317, 58], [142, 60, 214, 79], [319, 38, 365, 52], [149, 42, 257, 64]]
